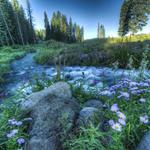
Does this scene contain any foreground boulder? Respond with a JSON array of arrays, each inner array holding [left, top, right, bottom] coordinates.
[[137, 131, 150, 150], [21, 82, 80, 150]]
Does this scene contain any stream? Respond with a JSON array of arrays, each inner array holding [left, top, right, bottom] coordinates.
[[1, 53, 150, 100]]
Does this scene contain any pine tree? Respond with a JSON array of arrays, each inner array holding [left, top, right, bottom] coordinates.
[[76, 25, 81, 42], [51, 12, 56, 39], [56, 11, 62, 41], [68, 17, 73, 43], [118, 0, 132, 36], [0, 0, 15, 45], [129, 0, 150, 34], [51, 11, 62, 41], [26, 0, 36, 43], [19, 6, 30, 44], [99, 25, 105, 38], [72, 23, 77, 42], [80, 26, 84, 42], [118, 0, 150, 36], [97, 23, 105, 38], [97, 23, 100, 38], [44, 11, 51, 40], [61, 14, 68, 42], [12, 0, 24, 45]]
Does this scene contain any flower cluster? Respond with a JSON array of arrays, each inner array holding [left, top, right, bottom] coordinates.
[[100, 77, 150, 132], [17, 138, 25, 145], [140, 115, 149, 124], [8, 119, 22, 126], [6, 117, 32, 146], [7, 129, 18, 138], [109, 103, 126, 132]]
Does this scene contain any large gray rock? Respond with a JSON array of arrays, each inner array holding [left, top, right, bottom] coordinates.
[[84, 100, 103, 110], [77, 107, 102, 127], [137, 131, 150, 150], [21, 82, 80, 150]]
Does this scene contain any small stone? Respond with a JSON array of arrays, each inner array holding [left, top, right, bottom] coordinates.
[[77, 107, 102, 127]]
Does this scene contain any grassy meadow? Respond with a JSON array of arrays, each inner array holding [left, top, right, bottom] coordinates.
[[34, 34, 150, 69]]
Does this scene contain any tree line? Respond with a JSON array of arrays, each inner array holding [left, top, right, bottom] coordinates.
[[0, 0, 36, 46], [118, 0, 150, 36], [44, 11, 84, 43]]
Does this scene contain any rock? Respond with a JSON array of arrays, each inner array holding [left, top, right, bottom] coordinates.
[[64, 74, 73, 80], [77, 107, 102, 127], [137, 131, 150, 150], [21, 82, 80, 150], [24, 136, 61, 150], [84, 100, 103, 110]]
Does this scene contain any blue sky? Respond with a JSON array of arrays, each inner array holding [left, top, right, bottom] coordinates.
[[17, 0, 150, 39]]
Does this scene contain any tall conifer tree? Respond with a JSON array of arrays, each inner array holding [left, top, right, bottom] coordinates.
[[26, 0, 36, 43], [44, 11, 51, 40]]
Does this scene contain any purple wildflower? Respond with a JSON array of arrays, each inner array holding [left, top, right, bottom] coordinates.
[[111, 103, 119, 112], [15, 121, 23, 126], [112, 122, 122, 132], [117, 111, 126, 120], [140, 115, 149, 124], [108, 120, 115, 126], [118, 118, 126, 126], [129, 81, 138, 87], [7, 129, 18, 138], [17, 138, 25, 145], [118, 92, 130, 100], [8, 119, 22, 126]]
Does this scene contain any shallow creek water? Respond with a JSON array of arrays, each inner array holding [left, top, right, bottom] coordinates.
[[1, 53, 150, 100]]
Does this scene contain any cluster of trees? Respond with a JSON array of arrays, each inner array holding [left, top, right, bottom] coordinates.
[[36, 29, 45, 41], [44, 11, 84, 43], [118, 0, 150, 36], [0, 0, 36, 46], [97, 23, 105, 38]]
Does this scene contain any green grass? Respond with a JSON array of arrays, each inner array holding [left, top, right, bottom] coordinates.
[[65, 76, 150, 150], [35, 34, 150, 68], [64, 125, 124, 150], [0, 93, 31, 150], [0, 45, 36, 86]]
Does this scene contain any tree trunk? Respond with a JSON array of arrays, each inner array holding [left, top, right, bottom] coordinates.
[[0, 36, 4, 46], [0, 6, 14, 45], [4, 32, 9, 46], [15, 12, 24, 45]]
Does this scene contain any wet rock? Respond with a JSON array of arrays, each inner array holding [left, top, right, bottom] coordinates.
[[96, 82, 103, 88], [17, 71, 26, 75], [84, 100, 103, 110], [77, 107, 102, 127], [21, 82, 80, 150], [137, 131, 150, 150], [64, 74, 73, 80]]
